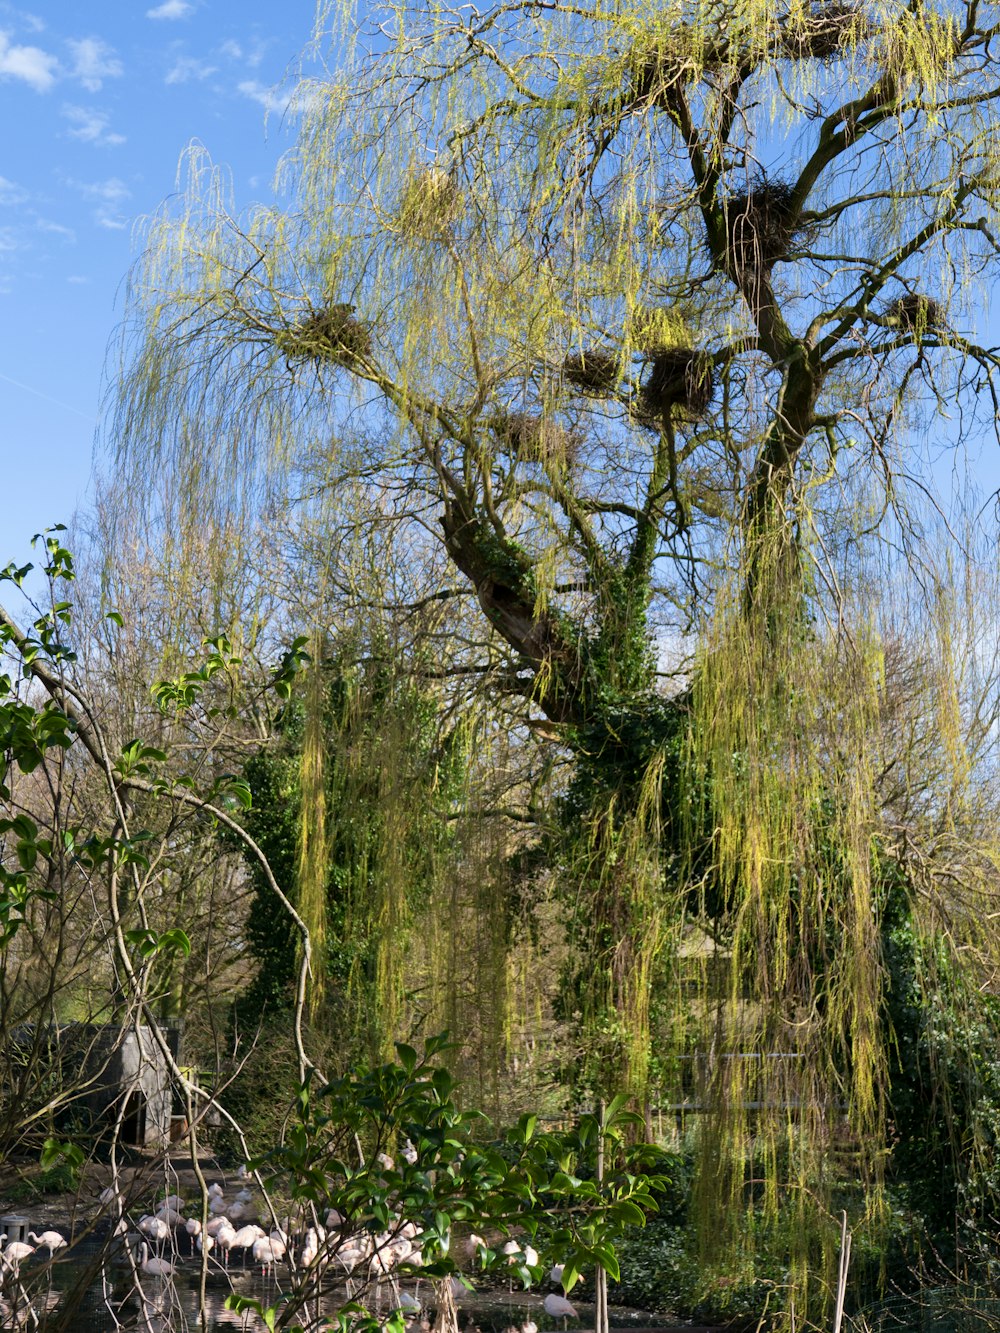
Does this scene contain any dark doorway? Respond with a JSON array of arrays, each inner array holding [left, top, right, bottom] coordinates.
[[121, 1090, 146, 1146]]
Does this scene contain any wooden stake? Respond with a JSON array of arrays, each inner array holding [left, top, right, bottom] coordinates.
[[595, 1100, 608, 1333], [832, 1210, 851, 1333]]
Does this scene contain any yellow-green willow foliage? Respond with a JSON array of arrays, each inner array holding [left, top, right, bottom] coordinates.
[[297, 640, 330, 1021], [680, 528, 884, 1306], [409, 705, 568, 1119], [566, 757, 676, 1104], [658, 502, 1000, 1320], [337, 667, 417, 1062]]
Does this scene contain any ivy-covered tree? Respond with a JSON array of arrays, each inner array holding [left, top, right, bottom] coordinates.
[[234, 639, 462, 1066]]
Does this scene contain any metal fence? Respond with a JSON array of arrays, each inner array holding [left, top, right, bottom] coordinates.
[[850, 1289, 1000, 1333]]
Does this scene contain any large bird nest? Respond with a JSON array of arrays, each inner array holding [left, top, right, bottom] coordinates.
[[562, 350, 621, 395], [722, 178, 807, 273], [276, 305, 373, 365], [780, 2, 866, 59], [638, 348, 714, 422], [492, 412, 581, 467], [884, 293, 946, 333]]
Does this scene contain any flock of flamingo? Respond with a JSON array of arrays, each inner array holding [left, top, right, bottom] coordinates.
[[0, 1170, 582, 1328]]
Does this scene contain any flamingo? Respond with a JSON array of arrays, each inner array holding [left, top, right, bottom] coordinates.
[[3, 1241, 35, 1271], [335, 1241, 366, 1274], [139, 1241, 175, 1279], [229, 1198, 258, 1223], [252, 1234, 286, 1276], [548, 1265, 563, 1286], [299, 1228, 319, 1269], [196, 1232, 214, 1258], [502, 1240, 524, 1291], [28, 1230, 67, 1257], [215, 1223, 237, 1267], [185, 1217, 202, 1238], [230, 1223, 265, 1256], [391, 1238, 415, 1266], [206, 1215, 231, 1237], [158, 1195, 184, 1212], [464, 1233, 486, 1263], [138, 1215, 170, 1242], [543, 1293, 577, 1327]]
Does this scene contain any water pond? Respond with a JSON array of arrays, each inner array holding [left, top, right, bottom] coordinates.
[[2, 1238, 674, 1333]]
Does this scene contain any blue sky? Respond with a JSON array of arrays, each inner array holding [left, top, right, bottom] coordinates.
[[3, 2, 997, 573], [0, 0, 319, 559]]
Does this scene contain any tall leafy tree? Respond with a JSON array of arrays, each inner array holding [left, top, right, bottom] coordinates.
[[110, 0, 1000, 1315]]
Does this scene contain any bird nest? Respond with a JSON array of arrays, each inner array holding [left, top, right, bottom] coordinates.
[[638, 348, 714, 422], [780, 2, 866, 59], [276, 305, 373, 365], [562, 350, 620, 395], [722, 178, 805, 273], [884, 293, 946, 332], [493, 412, 580, 466]]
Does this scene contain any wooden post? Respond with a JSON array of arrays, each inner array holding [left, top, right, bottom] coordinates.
[[832, 1210, 851, 1333], [595, 1099, 609, 1333]]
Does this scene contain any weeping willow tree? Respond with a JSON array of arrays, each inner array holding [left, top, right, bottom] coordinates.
[[110, 0, 1000, 1318]]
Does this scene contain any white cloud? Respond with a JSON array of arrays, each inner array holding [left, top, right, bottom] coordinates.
[[70, 175, 131, 229], [237, 79, 291, 113], [146, 0, 193, 18], [67, 36, 122, 91], [238, 78, 317, 117], [67, 274, 89, 284], [165, 54, 216, 84], [221, 37, 267, 68], [79, 177, 129, 203], [0, 175, 28, 206], [36, 218, 76, 241], [0, 29, 57, 91], [0, 227, 18, 252], [62, 103, 125, 146]]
